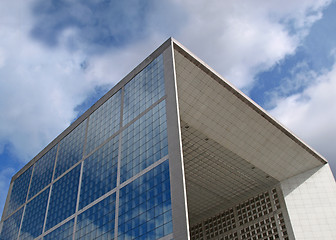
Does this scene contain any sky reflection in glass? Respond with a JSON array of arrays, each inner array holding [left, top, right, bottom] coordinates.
[[118, 160, 172, 240]]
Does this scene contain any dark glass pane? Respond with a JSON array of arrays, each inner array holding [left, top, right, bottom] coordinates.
[[5, 167, 33, 217], [28, 145, 57, 199], [121, 100, 168, 183], [86, 90, 121, 155], [118, 160, 172, 239], [45, 165, 81, 230], [123, 55, 165, 125], [44, 219, 74, 240], [79, 135, 118, 209], [75, 194, 116, 240], [54, 120, 86, 178], [20, 187, 50, 239], [0, 207, 23, 240]]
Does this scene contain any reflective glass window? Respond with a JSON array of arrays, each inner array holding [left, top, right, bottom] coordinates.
[[0, 207, 23, 240], [86, 90, 121, 155], [43, 219, 74, 240], [55, 120, 86, 178], [20, 187, 50, 240], [5, 167, 33, 217], [79, 136, 119, 210], [121, 101, 168, 183], [45, 165, 81, 231], [75, 193, 116, 240], [123, 55, 165, 125], [118, 160, 172, 240], [28, 145, 57, 199]]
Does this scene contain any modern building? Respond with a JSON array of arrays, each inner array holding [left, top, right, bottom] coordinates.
[[1, 38, 336, 240]]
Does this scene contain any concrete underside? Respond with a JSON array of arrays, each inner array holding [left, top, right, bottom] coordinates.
[[172, 43, 325, 227]]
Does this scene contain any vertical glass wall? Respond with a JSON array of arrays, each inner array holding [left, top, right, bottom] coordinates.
[[4, 167, 32, 218], [19, 187, 50, 239], [27, 145, 57, 200], [0, 54, 173, 240]]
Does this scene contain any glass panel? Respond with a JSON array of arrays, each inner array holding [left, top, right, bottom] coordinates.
[[54, 120, 86, 178], [123, 55, 165, 125], [43, 219, 74, 240], [118, 160, 172, 240], [121, 100, 168, 183], [86, 90, 121, 155], [79, 135, 119, 210], [0, 207, 23, 240], [28, 145, 57, 199], [19, 187, 50, 240], [75, 194, 116, 240], [5, 167, 33, 217], [45, 165, 81, 231]]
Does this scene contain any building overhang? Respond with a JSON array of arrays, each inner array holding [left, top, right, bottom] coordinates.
[[171, 39, 326, 224]]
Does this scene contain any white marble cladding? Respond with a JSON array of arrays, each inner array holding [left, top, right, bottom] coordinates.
[[174, 47, 324, 182], [280, 164, 336, 240]]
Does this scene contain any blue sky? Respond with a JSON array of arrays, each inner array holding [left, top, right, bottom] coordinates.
[[1, 0, 336, 215]]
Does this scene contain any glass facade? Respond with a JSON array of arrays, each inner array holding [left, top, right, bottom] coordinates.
[[86, 90, 121, 155], [28, 145, 57, 200], [54, 119, 87, 179], [75, 194, 116, 240], [123, 55, 165, 125], [120, 100, 168, 183], [0, 207, 23, 240], [45, 164, 81, 231], [20, 187, 50, 240], [79, 136, 119, 210], [5, 167, 32, 218], [44, 219, 74, 240], [118, 160, 172, 240], [0, 54, 172, 240]]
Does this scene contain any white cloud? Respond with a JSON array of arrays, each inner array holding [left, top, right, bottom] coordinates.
[[0, 1, 162, 161], [264, 61, 319, 108], [0, 0, 334, 215], [270, 59, 336, 176], [0, 23, 87, 159], [172, 0, 331, 89]]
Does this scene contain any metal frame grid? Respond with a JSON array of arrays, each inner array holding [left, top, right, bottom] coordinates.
[[0, 51, 175, 240], [190, 187, 290, 240]]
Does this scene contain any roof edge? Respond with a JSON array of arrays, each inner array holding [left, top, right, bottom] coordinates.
[[171, 39, 327, 165], [11, 38, 173, 183]]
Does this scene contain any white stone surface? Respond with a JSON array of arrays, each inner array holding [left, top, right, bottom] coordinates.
[[174, 48, 324, 182], [281, 164, 336, 240]]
